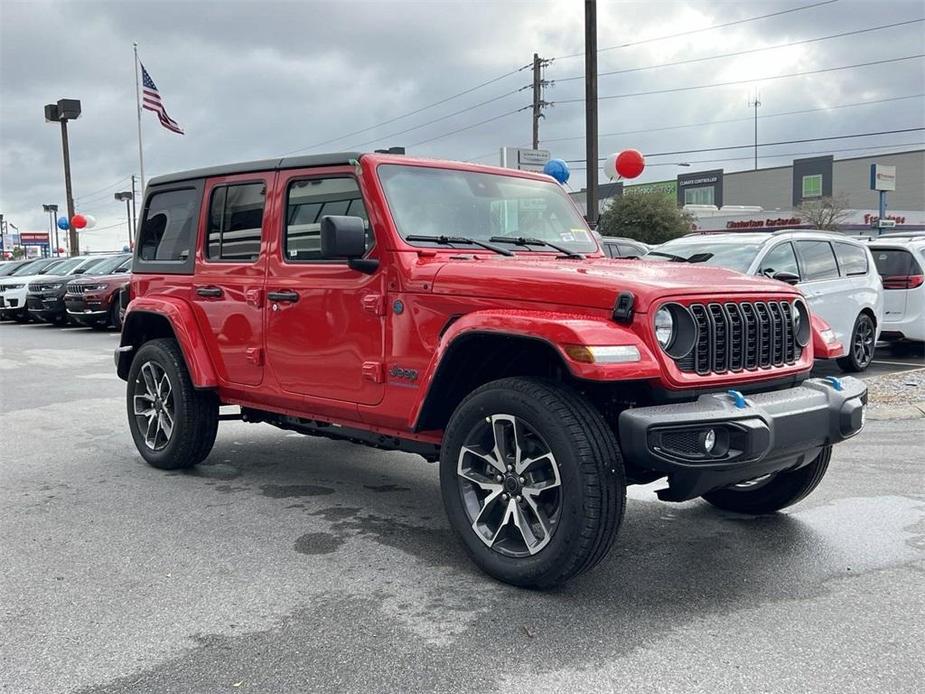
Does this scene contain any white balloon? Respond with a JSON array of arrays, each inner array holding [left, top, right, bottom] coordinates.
[[603, 153, 619, 179], [83, 214, 97, 228]]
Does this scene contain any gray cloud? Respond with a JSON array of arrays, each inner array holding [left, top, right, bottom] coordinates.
[[1, 0, 923, 250]]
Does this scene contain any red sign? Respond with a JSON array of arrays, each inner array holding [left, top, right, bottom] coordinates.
[[19, 232, 50, 244], [726, 217, 802, 230], [863, 213, 906, 225]]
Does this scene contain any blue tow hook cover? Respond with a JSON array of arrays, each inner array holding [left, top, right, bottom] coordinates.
[[727, 389, 748, 409], [824, 376, 844, 391]]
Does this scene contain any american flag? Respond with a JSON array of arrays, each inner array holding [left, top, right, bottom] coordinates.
[[141, 63, 184, 135]]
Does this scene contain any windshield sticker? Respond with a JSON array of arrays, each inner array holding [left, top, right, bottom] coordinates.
[[570, 229, 590, 242], [560, 231, 575, 242]]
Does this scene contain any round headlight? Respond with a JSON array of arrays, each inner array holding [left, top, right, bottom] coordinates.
[[793, 299, 811, 347], [654, 307, 675, 348]]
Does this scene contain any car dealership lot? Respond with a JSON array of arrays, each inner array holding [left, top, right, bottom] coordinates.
[[1, 322, 923, 694]]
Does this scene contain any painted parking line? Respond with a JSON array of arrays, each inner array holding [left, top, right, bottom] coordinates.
[[870, 361, 925, 368]]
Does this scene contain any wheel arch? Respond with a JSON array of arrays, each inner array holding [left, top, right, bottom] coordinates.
[[117, 299, 217, 387]]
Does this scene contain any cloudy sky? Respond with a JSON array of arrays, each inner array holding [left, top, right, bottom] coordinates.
[[1, 0, 923, 251]]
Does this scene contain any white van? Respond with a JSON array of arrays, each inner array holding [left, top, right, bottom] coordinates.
[[868, 235, 925, 353]]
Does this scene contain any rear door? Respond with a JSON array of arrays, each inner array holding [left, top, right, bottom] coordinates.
[[871, 246, 920, 319], [191, 172, 271, 387]]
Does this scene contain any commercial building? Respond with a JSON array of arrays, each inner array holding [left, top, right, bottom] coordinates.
[[574, 148, 925, 233]]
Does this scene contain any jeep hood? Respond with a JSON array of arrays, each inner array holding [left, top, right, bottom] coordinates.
[[428, 256, 799, 312]]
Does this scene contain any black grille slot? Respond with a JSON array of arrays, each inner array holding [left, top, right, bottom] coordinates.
[[672, 299, 802, 376]]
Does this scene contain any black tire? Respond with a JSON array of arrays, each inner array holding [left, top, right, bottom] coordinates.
[[701, 445, 831, 514], [836, 313, 875, 372], [110, 300, 123, 331], [126, 338, 218, 470], [440, 377, 625, 588]]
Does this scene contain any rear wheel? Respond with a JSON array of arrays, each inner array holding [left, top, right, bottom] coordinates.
[[440, 377, 625, 588], [126, 338, 218, 470], [837, 313, 875, 372], [110, 300, 123, 331], [701, 446, 831, 514]]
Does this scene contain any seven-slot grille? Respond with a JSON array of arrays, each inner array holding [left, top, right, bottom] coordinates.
[[67, 283, 92, 294], [674, 300, 800, 375]]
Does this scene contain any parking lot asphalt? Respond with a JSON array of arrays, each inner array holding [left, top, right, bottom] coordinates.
[[1, 322, 923, 694]]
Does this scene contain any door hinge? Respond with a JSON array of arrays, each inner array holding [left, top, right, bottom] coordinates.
[[362, 361, 383, 383], [362, 294, 385, 316], [246, 347, 264, 366]]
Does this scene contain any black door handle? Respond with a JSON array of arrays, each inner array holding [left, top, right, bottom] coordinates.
[[196, 286, 223, 298], [267, 290, 299, 303]]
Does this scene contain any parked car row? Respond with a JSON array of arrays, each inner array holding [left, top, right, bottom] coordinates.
[[0, 253, 131, 329]]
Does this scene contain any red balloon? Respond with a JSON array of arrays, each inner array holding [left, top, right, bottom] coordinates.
[[615, 149, 645, 179], [71, 214, 87, 229]]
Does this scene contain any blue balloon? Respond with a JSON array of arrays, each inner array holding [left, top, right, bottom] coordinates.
[[543, 158, 570, 184], [57, 216, 69, 230]]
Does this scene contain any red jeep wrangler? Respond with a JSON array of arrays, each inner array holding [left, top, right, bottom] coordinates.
[[116, 152, 866, 587]]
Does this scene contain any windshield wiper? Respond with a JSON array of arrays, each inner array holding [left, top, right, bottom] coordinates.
[[489, 236, 584, 259], [405, 234, 514, 256], [646, 251, 714, 264]]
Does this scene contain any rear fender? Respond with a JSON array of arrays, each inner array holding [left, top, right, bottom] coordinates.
[[117, 296, 217, 387]]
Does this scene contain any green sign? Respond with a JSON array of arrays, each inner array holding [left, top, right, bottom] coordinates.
[[624, 180, 677, 198]]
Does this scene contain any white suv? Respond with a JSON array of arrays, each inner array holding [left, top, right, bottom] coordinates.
[[868, 234, 925, 353], [0, 256, 100, 322], [644, 230, 884, 371]]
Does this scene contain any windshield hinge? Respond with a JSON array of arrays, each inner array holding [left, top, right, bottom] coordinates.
[[612, 291, 634, 324]]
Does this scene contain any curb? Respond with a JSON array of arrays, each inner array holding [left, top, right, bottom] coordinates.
[[866, 404, 925, 420]]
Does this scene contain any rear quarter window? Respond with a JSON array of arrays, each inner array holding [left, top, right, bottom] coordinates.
[[872, 248, 923, 276], [833, 242, 869, 277], [134, 182, 204, 275]]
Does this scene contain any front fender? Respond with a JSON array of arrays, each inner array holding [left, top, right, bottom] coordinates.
[[119, 296, 217, 387], [410, 310, 661, 429]]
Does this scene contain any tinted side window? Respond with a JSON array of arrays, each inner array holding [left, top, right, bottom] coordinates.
[[759, 242, 800, 278], [795, 240, 839, 281], [833, 242, 869, 277], [136, 184, 202, 274], [601, 242, 618, 258], [207, 183, 265, 262], [872, 248, 922, 276], [285, 177, 370, 262], [618, 243, 644, 257]]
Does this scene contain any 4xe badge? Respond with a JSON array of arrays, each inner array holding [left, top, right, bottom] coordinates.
[[389, 365, 418, 385]]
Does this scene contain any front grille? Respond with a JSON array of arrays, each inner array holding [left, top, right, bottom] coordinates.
[[67, 283, 91, 294], [673, 300, 802, 376]]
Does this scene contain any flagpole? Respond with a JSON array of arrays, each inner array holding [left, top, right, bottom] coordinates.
[[133, 42, 145, 193]]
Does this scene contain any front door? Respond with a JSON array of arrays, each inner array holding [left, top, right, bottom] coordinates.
[[264, 167, 385, 406], [192, 172, 271, 387]]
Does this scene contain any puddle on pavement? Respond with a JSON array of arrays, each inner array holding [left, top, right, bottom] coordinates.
[[261, 484, 336, 498]]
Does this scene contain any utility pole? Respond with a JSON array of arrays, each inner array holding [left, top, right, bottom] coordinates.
[[130, 174, 138, 245], [0, 214, 5, 258], [115, 192, 134, 248], [749, 89, 761, 171], [531, 53, 551, 150], [584, 0, 599, 224]]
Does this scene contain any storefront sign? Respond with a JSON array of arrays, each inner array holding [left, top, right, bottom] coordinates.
[[725, 217, 802, 229], [624, 180, 677, 197], [20, 232, 50, 245], [869, 164, 896, 191]]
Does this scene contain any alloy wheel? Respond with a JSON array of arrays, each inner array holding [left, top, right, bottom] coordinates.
[[456, 414, 562, 557], [853, 317, 875, 367], [132, 361, 175, 451]]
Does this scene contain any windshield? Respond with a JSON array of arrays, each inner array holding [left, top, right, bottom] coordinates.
[[1, 261, 30, 276], [44, 257, 86, 275], [644, 239, 763, 273], [14, 259, 59, 276], [378, 164, 597, 254], [88, 255, 131, 275]]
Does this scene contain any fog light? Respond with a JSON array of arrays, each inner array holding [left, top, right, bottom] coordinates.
[[703, 429, 716, 453]]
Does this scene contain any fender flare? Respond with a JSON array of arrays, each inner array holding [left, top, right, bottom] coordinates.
[[119, 296, 218, 387], [410, 309, 660, 430]]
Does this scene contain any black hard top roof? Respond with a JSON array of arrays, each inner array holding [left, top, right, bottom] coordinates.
[[147, 152, 363, 187]]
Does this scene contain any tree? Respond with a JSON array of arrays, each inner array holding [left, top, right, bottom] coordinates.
[[596, 192, 693, 244], [797, 194, 851, 231]]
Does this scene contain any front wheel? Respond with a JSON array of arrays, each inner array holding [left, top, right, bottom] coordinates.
[[837, 313, 875, 372], [701, 446, 831, 514], [126, 338, 218, 470], [440, 377, 625, 588]]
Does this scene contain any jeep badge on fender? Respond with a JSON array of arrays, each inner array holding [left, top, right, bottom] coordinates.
[[115, 151, 867, 588]]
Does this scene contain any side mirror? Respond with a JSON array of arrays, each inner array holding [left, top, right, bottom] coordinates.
[[772, 271, 800, 285], [320, 215, 378, 273]]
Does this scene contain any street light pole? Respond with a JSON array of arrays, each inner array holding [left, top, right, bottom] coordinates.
[[45, 99, 81, 256], [584, 0, 599, 225], [42, 204, 59, 256], [130, 174, 138, 244], [115, 192, 133, 248]]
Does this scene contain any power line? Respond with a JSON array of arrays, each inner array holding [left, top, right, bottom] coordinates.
[[563, 127, 925, 162], [346, 87, 525, 150], [75, 175, 132, 203], [553, 18, 925, 82], [553, 0, 841, 60], [639, 142, 925, 168], [553, 54, 925, 105], [408, 107, 528, 148], [540, 93, 925, 144], [281, 64, 531, 155]]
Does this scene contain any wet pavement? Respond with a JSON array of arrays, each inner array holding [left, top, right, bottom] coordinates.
[[1, 322, 923, 693]]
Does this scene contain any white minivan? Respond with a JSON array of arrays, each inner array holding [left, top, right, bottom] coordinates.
[[644, 230, 884, 371], [868, 235, 925, 353]]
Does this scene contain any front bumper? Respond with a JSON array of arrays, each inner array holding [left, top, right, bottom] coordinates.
[[26, 291, 66, 320], [618, 376, 867, 501]]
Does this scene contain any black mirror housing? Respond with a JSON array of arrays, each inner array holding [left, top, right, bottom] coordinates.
[[321, 215, 367, 259], [772, 271, 800, 285]]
